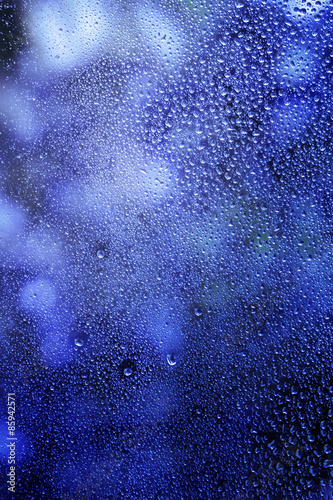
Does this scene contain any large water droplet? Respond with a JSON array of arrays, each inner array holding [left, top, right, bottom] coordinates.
[[167, 353, 177, 366], [97, 249, 105, 259], [194, 307, 203, 317], [123, 367, 133, 377]]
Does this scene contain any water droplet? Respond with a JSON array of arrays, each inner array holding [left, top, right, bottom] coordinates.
[[167, 353, 177, 366], [324, 459, 333, 468], [74, 338, 84, 347], [123, 367, 132, 377], [97, 249, 105, 259], [194, 307, 203, 317]]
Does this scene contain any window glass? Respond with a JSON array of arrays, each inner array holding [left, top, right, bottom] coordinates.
[[1, 1, 333, 498]]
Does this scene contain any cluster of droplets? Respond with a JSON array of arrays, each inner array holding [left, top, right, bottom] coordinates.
[[0, 0, 332, 498]]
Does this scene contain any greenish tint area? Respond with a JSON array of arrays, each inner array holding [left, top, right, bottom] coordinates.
[[182, 0, 207, 14], [167, 0, 208, 23]]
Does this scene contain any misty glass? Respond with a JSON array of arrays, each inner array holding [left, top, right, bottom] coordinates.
[[1, 1, 333, 499]]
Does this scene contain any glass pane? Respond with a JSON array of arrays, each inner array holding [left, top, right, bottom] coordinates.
[[1, 0, 333, 498]]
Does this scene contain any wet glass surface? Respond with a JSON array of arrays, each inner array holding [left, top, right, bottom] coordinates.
[[1, 1, 333, 498]]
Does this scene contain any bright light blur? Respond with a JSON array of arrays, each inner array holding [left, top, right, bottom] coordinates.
[[27, 0, 113, 73]]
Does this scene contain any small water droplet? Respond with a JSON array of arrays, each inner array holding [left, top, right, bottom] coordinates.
[[167, 353, 177, 366], [194, 307, 203, 317], [124, 367, 132, 377], [97, 249, 105, 259], [74, 338, 84, 347]]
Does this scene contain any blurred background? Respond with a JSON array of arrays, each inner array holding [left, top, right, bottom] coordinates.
[[1, 0, 333, 498]]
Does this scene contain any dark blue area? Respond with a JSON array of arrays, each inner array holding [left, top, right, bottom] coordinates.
[[1, 0, 333, 499]]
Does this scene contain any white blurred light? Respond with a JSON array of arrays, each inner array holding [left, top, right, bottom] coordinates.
[[113, 146, 175, 206], [137, 161, 174, 204], [52, 151, 174, 222], [19, 278, 57, 315], [0, 85, 42, 141], [0, 198, 26, 244], [52, 178, 114, 222], [27, 0, 112, 72], [145, 300, 184, 357], [21, 231, 63, 272]]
